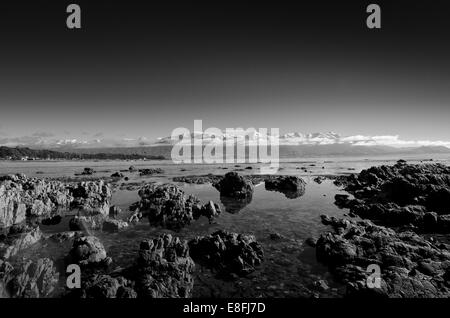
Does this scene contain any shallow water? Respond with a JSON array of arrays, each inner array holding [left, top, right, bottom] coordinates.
[[2, 154, 450, 297]]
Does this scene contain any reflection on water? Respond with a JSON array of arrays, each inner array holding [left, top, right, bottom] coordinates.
[[219, 194, 253, 213]]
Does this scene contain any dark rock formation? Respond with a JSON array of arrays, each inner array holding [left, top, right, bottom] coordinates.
[[138, 168, 164, 176], [213, 172, 254, 200], [0, 174, 72, 223], [0, 226, 42, 259], [136, 183, 221, 230], [333, 162, 450, 231], [102, 219, 129, 233], [69, 215, 106, 231], [111, 172, 124, 178], [68, 236, 110, 267], [316, 215, 450, 297], [70, 234, 194, 298], [264, 176, 306, 199], [313, 176, 326, 184], [69, 181, 112, 216], [81, 168, 95, 175], [189, 230, 264, 276], [173, 174, 222, 185], [131, 234, 195, 297], [0, 258, 59, 298]]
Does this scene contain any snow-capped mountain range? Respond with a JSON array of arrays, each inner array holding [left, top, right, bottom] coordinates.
[[1, 131, 450, 150]]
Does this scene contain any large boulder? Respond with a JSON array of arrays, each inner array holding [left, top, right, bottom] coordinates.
[[0, 258, 59, 298], [189, 230, 264, 276], [102, 219, 129, 233], [0, 184, 26, 228], [333, 163, 450, 231], [137, 183, 220, 230], [316, 215, 450, 297], [68, 236, 109, 266], [264, 176, 306, 199], [0, 226, 42, 259], [213, 172, 254, 199], [0, 174, 73, 224], [69, 181, 112, 216], [132, 234, 195, 298]]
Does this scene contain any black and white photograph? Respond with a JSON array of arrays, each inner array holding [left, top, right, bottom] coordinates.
[[1, 0, 450, 310]]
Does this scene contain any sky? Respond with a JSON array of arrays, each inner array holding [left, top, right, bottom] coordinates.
[[0, 1, 449, 147]]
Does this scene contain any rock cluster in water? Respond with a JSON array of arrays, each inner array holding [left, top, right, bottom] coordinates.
[[189, 230, 264, 276], [316, 215, 450, 297], [138, 168, 164, 176], [73, 234, 195, 298], [135, 183, 221, 230], [213, 172, 254, 199], [0, 257, 59, 298], [264, 175, 306, 199], [334, 162, 450, 232]]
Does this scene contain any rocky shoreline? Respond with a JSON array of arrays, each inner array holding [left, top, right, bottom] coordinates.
[[1, 160, 450, 298], [313, 161, 450, 297]]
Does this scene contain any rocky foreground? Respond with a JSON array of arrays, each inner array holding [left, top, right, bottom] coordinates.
[[315, 161, 450, 297], [0, 173, 265, 298]]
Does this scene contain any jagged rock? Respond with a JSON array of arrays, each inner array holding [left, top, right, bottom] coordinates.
[[132, 234, 195, 297], [102, 219, 129, 233], [199, 200, 221, 221], [69, 215, 106, 231], [264, 176, 306, 199], [333, 163, 450, 232], [316, 216, 450, 297], [79, 274, 136, 298], [213, 172, 254, 199], [81, 168, 95, 175], [47, 231, 82, 244], [313, 176, 326, 184], [68, 236, 109, 266], [189, 230, 264, 276], [111, 172, 124, 178], [0, 258, 59, 298], [0, 226, 42, 259], [69, 181, 112, 216], [1, 174, 72, 223], [0, 184, 27, 227], [137, 183, 220, 230]]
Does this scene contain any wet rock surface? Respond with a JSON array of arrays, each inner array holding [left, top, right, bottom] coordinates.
[[74, 234, 195, 298], [138, 168, 164, 176], [69, 180, 112, 216], [264, 176, 306, 199], [0, 257, 59, 298], [189, 230, 264, 276], [67, 235, 110, 267], [213, 172, 254, 199], [316, 215, 450, 297], [135, 183, 221, 230], [0, 225, 42, 259], [333, 162, 450, 232]]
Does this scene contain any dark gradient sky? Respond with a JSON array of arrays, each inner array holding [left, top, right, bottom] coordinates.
[[0, 0, 449, 142]]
